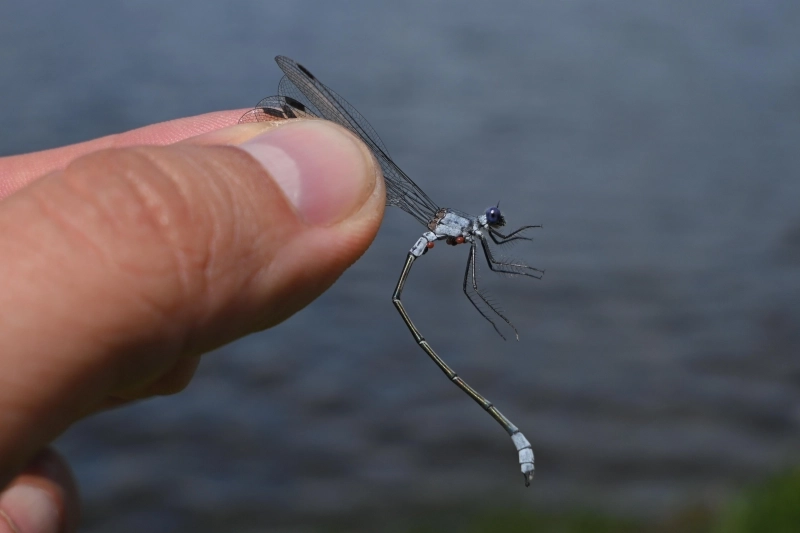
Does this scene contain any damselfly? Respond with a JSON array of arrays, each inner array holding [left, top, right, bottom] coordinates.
[[241, 56, 543, 486]]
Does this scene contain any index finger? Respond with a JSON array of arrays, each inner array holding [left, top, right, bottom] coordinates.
[[0, 109, 248, 199]]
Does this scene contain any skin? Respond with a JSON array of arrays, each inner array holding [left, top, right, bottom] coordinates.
[[0, 110, 385, 532]]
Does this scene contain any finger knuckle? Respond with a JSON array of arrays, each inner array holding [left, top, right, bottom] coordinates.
[[57, 147, 218, 312]]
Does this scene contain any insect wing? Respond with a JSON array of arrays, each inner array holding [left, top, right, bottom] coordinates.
[[238, 95, 318, 123], [273, 55, 440, 225]]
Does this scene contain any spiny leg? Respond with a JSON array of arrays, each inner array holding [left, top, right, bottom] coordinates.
[[463, 243, 519, 340], [392, 252, 534, 486], [488, 224, 541, 245], [489, 231, 531, 246], [481, 238, 544, 278]]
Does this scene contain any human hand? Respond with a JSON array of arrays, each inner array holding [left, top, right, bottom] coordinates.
[[0, 110, 384, 532]]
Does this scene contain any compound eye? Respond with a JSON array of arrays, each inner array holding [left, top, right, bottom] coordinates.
[[485, 206, 503, 225]]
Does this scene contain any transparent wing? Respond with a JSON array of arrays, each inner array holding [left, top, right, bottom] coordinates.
[[239, 95, 319, 123], [277, 75, 391, 158], [265, 56, 441, 226]]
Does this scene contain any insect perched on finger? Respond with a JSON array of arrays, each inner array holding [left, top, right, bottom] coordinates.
[[242, 56, 543, 486]]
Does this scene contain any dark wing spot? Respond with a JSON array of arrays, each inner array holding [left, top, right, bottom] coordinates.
[[297, 63, 316, 80], [281, 104, 297, 119], [284, 96, 307, 112], [259, 107, 287, 119]]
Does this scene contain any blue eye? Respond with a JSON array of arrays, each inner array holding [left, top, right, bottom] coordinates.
[[485, 206, 504, 226]]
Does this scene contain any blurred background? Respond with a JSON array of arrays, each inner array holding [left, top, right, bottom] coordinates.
[[2, 1, 799, 532]]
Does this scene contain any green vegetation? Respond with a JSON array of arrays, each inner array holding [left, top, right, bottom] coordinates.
[[406, 509, 642, 533], [403, 468, 800, 533], [715, 468, 800, 533]]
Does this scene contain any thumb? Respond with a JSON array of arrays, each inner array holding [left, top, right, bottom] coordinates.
[[0, 119, 384, 489]]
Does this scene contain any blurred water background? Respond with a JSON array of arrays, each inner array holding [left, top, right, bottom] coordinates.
[[2, 1, 799, 532]]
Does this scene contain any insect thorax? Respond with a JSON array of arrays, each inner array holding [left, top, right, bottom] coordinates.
[[428, 208, 474, 238]]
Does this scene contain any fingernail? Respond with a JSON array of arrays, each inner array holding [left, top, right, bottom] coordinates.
[[0, 485, 59, 533], [239, 120, 376, 225]]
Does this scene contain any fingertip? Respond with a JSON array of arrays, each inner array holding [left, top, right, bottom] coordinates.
[[238, 120, 379, 226], [0, 449, 79, 533], [0, 485, 59, 533]]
